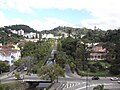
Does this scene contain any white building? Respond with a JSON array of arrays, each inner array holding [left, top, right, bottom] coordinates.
[[42, 34, 55, 39], [24, 32, 37, 38], [17, 29, 24, 36], [0, 44, 21, 66], [11, 30, 18, 34]]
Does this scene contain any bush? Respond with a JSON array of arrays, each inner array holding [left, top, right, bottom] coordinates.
[[15, 73, 20, 79], [0, 82, 9, 90], [89, 65, 97, 73], [69, 62, 76, 73]]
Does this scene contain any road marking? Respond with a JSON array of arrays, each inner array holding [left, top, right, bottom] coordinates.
[[63, 81, 86, 89]]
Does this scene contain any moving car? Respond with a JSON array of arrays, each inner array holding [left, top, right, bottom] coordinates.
[[92, 76, 100, 80], [117, 81, 120, 84], [24, 67, 27, 71], [110, 77, 119, 81]]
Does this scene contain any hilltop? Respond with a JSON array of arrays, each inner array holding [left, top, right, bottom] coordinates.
[[41, 26, 91, 35], [0, 24, 38, 44]]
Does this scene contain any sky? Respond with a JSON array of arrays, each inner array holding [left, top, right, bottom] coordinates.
[[0, 0, 120, 31]]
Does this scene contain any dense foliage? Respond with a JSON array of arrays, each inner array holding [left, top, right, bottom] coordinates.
[[4, 24, 36, 33], [37, 64, 64, 82], [0, 24, 40, 44], [1, 24, 120, 76], [0, 62, 9, 74], [0, 81, 27, 90], [57, 28, 120, 76], [20, 39, 54, 74], [57, 37, 88, 73]]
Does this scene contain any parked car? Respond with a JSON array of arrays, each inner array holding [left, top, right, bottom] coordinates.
[[110, 77, 119, 81], [92, 76, 100, 80], [13, 75, 24, 80]]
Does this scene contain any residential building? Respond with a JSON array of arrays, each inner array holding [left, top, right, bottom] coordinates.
[[0, 44, 21, 66], [42, 34, 54, 39], [88, 43, 107, 60], [24, 32, 36, 38], [10, 30, 18, 34], [17, 29, 24, 36]]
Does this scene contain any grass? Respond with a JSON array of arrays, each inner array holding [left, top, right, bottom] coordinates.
[[75, 61, 114, 77], [77, 69, 112, 77], [2, 81, 28, 90]]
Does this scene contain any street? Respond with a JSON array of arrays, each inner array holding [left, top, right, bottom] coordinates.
[[57, 77, 120, 90], [55, 64, 120, 90]]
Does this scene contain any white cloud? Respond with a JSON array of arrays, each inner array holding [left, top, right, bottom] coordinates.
[[1, 0, 120, 30], [28, 17, 75, 31], [0, 0, 86, 12], [81, 17, 120, 30]]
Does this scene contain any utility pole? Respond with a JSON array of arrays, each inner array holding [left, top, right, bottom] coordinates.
[[86, 68, 89, 90], [85, 46, 89, 90]]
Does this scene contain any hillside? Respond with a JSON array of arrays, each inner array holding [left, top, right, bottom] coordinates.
[[3, 24, 36, 33], [41, 26, 100, 35], [0, 24, 37, 44], [41, 26, 106, 42]]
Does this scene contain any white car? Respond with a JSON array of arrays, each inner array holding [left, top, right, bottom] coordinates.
[[13, 75, 24, 80], [24, 67, 27, 71], [117, 81, 120, 84], [110, 77, 119, 81]]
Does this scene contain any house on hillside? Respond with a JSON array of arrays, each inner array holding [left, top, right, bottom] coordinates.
[[88, 43, 107, 61], [0, 44, 21, 66], [42, 34, 54, 39], [24, 32, 38, 39], [17, 29, 24, 36]]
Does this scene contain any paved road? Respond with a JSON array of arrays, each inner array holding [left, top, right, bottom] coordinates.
[[55, 64, 120, 90], [56, 77, 120, 90], [1, 66, 120, 90]]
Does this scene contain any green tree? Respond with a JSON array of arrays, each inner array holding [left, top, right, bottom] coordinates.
[[14, 59, 22, 67], [93, 85, 104, 90], [75, 42, 87, 70], [0, 62, 9, 74], [56, 51, 67, 68], [15, 73, 20, 80], [67, 29, 72, 37], [62, 37, 77, 59], [110, 42, 120, 75], [37, 64, 64, 82], [0, 82, 9, 90], [21, 41, 37, 57], [103, 42, 115, 63], [69, 62, 76, 73]]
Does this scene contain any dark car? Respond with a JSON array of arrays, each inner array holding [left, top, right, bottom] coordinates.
[[92, 76, 100, 80]]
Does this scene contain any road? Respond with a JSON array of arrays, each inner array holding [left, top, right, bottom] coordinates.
[[57, 77, 120, 90], [55, 64, 120, 90], [1, 72, 120, 90]]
